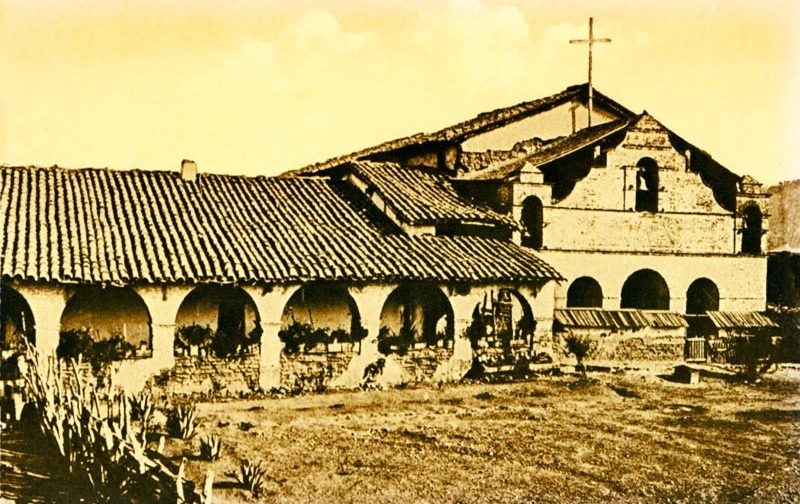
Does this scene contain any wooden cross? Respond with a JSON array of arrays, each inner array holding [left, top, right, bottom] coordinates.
[[570, 17, 611, 127]]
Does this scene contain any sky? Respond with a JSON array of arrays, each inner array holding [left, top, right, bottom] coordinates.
[[1, 0, 798, 184]]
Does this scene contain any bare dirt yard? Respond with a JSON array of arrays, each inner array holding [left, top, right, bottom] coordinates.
[[159, 367, 800, 504]]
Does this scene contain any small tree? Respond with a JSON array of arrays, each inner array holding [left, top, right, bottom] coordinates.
[[730, 334, 778, 382], [563, 333, 595, 377]]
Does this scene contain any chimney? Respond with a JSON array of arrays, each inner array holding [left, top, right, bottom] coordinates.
[[181, 159, 197, 182]]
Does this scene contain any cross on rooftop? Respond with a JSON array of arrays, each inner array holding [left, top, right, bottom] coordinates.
[[570, 17, 611, 127]]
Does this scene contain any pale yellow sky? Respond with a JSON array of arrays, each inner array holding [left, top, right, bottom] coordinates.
[[1, 0, 798, 184]]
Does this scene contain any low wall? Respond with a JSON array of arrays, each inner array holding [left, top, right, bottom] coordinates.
[[280, 350, 357, 393], [555, 328, 685, 363], [155, 352, 260, 397], [388, 345, 455, 383]]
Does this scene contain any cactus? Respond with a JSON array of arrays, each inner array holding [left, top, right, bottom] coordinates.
[[167, 405, 198, 439], [237, 459, 267, 497], [199, 434, 223, 461]]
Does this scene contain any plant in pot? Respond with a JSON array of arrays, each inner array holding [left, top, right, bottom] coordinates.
[[175, 324, 213, 357]]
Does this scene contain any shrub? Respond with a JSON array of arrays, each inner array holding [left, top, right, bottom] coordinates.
[[278, 322, 314, 355], [166, 405, 198, 439], [238, 459, 267, 497], [199, 434, 222, 461], [729, 334, 778, 381], [563, 333, 596, 377], [56, 329, 94, 361], [176, 324, 214, 348]]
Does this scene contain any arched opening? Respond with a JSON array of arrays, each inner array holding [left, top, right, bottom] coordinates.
[[2, 285, 36, 380], [521, 196, 543, 249], [279, 283, 364, 352], [175, 285, 261, 357], [635, 158, 659, 212], [620, 269, 670, 310], [1, 285, 36, 351], [686, 278, 719, 315], [741, 204, 763, 255], [566, 277, 604, 308], [379, 283, 454, 352], [469, 288, 536, 345], [685, 278, 719, 338], [60, 286, 152, 358]]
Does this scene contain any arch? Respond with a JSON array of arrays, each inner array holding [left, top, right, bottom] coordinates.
[[620, 269, 670, 310], [60, 286, 152, 356], [635, 157, 659, 212], [380, 283, 454, 345], [741, 204, 763, 254], [686, 278, 719, 315], [494, 288, 535, 340], [175, 285, 261, 357], [521, 196, 543, 249], [281, 283, 361, 335], [566, 277, 604, 308], [1, 285, 36, 351]]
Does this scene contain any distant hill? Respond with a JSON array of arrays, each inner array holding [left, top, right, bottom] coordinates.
[[768, 179, 800, 253]]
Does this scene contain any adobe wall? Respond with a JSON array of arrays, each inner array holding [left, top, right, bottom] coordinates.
[[279, 349, 358, 393], [153, 351, 260, 397], [553, 326, 685, 363], [513, 115, 739, 255], [539, 250, 767, 312]]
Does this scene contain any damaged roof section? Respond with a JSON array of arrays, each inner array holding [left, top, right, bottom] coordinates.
[[285, 83, 636, 176], [458, 118, 634, 181], [349, 161, 517, 228], [0, 166, 561, 285]]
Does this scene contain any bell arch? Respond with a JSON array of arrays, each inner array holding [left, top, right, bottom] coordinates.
[[741, 204, 763, 255], [635, 157, 659, 212], [521, 196, 544, 249]]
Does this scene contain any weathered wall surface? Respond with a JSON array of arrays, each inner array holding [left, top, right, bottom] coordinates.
[[279, 350, 357, 392], [768, 179, 800, 253], [153, 352, 260, 397], [540, 250, 767, 313], [513, 115, 739, 255], [554, 327, 685, 363]]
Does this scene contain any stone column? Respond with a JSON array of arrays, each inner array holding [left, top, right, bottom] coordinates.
[[243, 284, 297, 391], [330, 284, 397, 388], [442, 285, 483, 380], [522, 280, 558, 361], [135, 285, 191, 369]]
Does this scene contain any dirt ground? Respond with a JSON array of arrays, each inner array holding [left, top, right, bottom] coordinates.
[[161, 367, 800, 504]]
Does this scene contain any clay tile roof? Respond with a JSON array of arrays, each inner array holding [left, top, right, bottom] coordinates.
[[0, 165, 561, 285], [350, 161, 516, 228], [283, 84, 635, 177], [554, 308, 688, 329], [706, 311, 779, 329], [458, 118, 634, 181]]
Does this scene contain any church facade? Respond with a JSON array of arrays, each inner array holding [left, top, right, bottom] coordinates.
[[1, 84, 775, 394]]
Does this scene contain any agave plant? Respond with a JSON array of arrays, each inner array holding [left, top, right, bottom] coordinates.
[[237, 459, 267, 497], [199, 434, 223, 461], [166, 404, 198, 439]]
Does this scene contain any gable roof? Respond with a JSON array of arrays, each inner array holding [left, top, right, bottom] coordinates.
[[0, 166, 561, 285], [350, 161, 516, 228], [458, 118, 634, 181], [284, 83, 635, 177]]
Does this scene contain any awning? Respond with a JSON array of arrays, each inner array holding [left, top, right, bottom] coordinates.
[[706, 311, 778, 329], [555, 308, 687, 330]]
